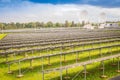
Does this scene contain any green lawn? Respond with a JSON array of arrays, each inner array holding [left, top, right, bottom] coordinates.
[[0, 34, 7, 40]]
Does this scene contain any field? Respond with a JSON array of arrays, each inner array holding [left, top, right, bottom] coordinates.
[[0, 34, 7, 40], [0, 28, 120, 80]]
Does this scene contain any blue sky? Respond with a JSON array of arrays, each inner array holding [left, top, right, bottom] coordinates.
[[29, 0, 120, 7], [0, 0, 120, 7], [0, 0, 120, 23]]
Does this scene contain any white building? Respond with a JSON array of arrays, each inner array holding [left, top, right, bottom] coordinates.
[[105, 22, 119, 27], [99, 22, 120, 28], [83, 24, 95, 29], [99, 23, 105, 29]]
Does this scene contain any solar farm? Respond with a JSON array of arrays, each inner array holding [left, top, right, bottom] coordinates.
[[0, 28, 120, 80]]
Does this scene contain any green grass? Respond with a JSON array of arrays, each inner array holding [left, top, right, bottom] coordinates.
[[0, 40, 120, 80], [0, 33, 7, 40]]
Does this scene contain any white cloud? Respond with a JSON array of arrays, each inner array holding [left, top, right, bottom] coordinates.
[[0, 1, 120, 23]]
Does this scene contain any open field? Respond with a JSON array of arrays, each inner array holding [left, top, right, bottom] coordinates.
[[0, 34, 7, 40], [0, 28, 120, 80]]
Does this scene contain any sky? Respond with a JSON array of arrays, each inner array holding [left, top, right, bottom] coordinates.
[[0, 0, 120, 23]]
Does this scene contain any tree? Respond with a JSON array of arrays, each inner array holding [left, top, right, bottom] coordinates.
[[40, 22, 45, 27], [81, 21, 85, 27], [118, 21, 120, 27], [65, 20, 69, 27], [0, 23, 2, 30], [46, 21, 53, 27], [55, 22, 61, 27], [10, 22, 16, 29], [71, 21, 75, 27], [16, 22, 21, 29]]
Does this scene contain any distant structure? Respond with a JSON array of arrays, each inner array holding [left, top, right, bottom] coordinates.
[[105, 22, 120, 27], [99, 21, 120, 29], [99, 23, 105, 29], [83, 24, 95, 29], [83, 21, 120, 29]]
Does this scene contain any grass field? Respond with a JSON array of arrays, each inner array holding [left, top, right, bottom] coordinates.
[[0, 38, 120, 80], [0, 34, 7, 40]]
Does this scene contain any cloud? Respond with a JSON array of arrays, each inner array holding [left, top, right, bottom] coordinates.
[[0, 0, 120, 23]]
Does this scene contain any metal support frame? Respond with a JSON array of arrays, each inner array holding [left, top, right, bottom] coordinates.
[[5, 54, 8, 63], [116, 57, 120, 73], [76, 52, 79, 63], [64, 68, 70, 79], [42, 71, 44, 80], [83, 65, 87, 80], [8, 64, 13, 74], [109, 46, 112, 56], [42, 56, 44, 80], [99, 48, 102, 57], [13, 52, 16, 60], [60, 43, 63, 80], [111, 58, 117, 66], [48, 56, 51, 65], [88, 50, 91, 60], [30, 59, 33, 69], [100, 61, 107, 78], [64, 54, 66, 62], [32, 50, 34, 56], [60, 54, 63, 80], [17, 60, 23, 78]]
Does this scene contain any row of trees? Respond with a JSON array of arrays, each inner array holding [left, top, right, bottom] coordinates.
[[0, 21, 86, 30], [1, 21, 119, 30]]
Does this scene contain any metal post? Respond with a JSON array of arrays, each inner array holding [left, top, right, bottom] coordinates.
[[32, 50, 34, 56], [8, 64, 12, 74], [64, 68, 70, 79], [42, 56, 44, 80], [88, 50, 91, 60], [102, 61, 105, 76], [116, 57, 120, 72], [42, 71, 44, 80], [99, 48, 102, 57], [60, 54, 63, 80], [84, 65, 87, 80], [14, 52, 16, 60], [30, 59, 33, 69], [60, 43, 63, 80], [17, 60, 23, 78], [48, 56, 51, 65], [63, 54, 65, 62], [100, 61, 107, 78], [76, 52, 78, 63], [112, 58, 117, 66], [109, 46, 112, 56], [5, 54, 8, 63]]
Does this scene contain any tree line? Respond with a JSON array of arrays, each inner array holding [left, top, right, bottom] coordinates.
[[0, 21, 87, 30]]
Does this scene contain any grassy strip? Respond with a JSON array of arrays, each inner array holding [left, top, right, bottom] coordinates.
[[0, 34, 7, 40]]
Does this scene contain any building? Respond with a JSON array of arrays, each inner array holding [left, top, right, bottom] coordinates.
[[83, 24, 95, 29], [105, 22, 120, 27]]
